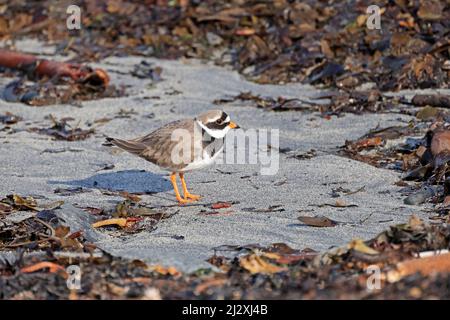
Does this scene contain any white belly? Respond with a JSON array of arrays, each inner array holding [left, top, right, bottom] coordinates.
[[180, 146, 223, 172]]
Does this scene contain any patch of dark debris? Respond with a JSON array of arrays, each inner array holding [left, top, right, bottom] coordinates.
[[1, 0, 448, 90], [2, 209, 450, 299]]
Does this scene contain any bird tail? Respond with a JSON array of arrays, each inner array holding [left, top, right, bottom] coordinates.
[[105, 137, 146, 155]]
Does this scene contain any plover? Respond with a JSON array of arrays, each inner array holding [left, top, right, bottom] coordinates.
[[107, 110, 239, 204]]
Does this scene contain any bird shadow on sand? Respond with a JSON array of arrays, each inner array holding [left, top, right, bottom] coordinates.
[[48, 170, 172, 194]]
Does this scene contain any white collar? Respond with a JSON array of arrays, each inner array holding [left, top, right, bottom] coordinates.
[[196, 120, 230, 139]]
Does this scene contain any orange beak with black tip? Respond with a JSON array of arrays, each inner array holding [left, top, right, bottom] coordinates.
[[228, 121, 240, 129]]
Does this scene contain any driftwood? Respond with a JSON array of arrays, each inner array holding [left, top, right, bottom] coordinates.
[[0, 49, 109, 87]]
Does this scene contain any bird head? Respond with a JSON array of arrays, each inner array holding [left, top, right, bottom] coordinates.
[[196, 110, 240, 139]]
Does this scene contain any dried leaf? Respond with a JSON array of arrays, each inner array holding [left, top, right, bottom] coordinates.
[[388, 252, 450, 283], [239, 254, 287, 274], [352, 137, 383, 150], [348, 239, 379, 255], [431, 130, 450, 157], [298, 216, 337, 227], [235, 28, 256, 36], [10, 194, 38, 211], [119, 191, 142, 203], [211, 202, 232, 209], [92, 218, 129, 228], [150, 265, 180, 277], [21, 262, 67, 274]]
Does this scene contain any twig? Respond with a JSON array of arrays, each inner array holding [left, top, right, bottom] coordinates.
[[21, 261, 67, 275], [33, 217, 56, 237]]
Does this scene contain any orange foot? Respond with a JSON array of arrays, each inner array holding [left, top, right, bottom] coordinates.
[[179, 172, 201, 202], [176, 196, 194, 205], [184, 192, 201, 201]]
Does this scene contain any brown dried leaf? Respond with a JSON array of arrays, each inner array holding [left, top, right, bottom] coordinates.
[[388, 252, 450, 283], [211, 202, 232, 209], [239, 254, 287, 274], [11, 194, 38, 211], [119, 191, 142, 203], [92, 218, 129, 228], [417, 0, 443, 21], [352, 136, 383, 150], [298, 216, 337, 227], [348, 239, 379, 255]]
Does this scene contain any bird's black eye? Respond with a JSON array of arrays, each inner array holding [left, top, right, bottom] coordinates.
[[215, 119, 222, 124]]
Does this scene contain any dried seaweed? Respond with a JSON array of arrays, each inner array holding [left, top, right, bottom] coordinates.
[[1, 0, 447, 110], [28, 115, 94, 141], [2, 212, 450, 299], [1, 0, 447, 90]]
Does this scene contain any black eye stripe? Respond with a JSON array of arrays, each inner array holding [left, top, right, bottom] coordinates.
[[206, 121, 229, 130], [219, 112, 228, 122]]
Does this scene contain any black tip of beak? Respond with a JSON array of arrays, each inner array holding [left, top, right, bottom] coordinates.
[[229, 121, 240, 129]]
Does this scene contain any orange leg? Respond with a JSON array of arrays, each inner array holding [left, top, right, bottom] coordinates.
[[170, 173, 191, 204], [179, 173, 201, 201]]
